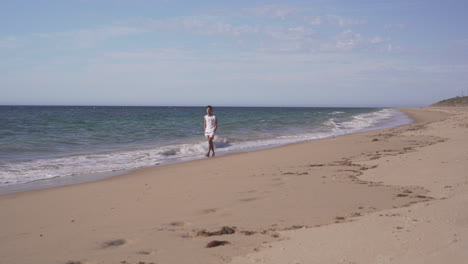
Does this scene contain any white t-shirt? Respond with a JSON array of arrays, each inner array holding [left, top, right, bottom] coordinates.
[[204, 115, 217, 133]]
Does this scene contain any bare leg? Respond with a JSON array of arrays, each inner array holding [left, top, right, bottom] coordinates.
[[209, 137, 215, 157], [206, 136, 212, 157]]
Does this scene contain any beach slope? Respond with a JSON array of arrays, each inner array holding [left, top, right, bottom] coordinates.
[[231, 107, 468, 264], [1, 108, 467, 264]]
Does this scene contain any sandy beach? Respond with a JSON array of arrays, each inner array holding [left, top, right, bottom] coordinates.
[[1, 107, 467, 264]]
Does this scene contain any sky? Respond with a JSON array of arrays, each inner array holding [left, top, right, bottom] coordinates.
[[1, 0, 468, 107]]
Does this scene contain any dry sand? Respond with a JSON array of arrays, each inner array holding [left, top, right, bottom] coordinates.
[[1, 107, 467, 264], [231, 107, 468, 264]]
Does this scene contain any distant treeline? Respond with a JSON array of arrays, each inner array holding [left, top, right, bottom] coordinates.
[[431, 96, 468, 107]]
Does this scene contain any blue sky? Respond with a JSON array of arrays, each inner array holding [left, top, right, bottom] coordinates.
[[1, 0, 467, 107]]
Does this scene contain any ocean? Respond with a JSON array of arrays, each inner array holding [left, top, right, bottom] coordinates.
[[0, 106, 412, 193]]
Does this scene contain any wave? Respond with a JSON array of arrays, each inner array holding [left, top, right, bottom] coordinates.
[[0, 108, 411, 187], [0, 138, 237, 186], [331, 111, 345, 115], [325, 108, 399, 132]]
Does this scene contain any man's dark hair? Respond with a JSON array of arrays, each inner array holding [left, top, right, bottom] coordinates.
[[206, 105, 213, 110]]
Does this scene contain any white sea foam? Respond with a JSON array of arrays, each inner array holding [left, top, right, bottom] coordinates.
[[0, 108, 412, 187], [0, 142, 208, 186]]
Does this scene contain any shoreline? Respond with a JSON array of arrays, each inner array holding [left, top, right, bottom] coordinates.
[[1, 107, 466, 264], [0, 108, 411, 196]]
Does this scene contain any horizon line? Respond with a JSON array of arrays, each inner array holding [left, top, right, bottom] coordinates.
[[0, 103, 420, 108]]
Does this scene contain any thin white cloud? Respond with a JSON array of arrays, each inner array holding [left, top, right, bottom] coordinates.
[[306, 16, 324, 26], [370, 36, 385, 44], [0, 36, 21, 48], [387, 44, 393, 52], [326, 16, 366, 27], [31, 25, 148, 49], [335, 17, 367, 27], [335, 30, 364, 50], [304, 15, 367, 27], [23, 15, 378, 54], [17, 4, 385, 55], [145, 16, 318, 45], [321, 31, 391, 52], [62, 25, 147, 45], [243, 5, 366, 28], [264, 26, 316, 41], [243, 4, 300, 20], [146, 16, 261, 37]]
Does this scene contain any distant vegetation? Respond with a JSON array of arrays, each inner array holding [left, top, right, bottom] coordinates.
[[431, 96, 468, 107]]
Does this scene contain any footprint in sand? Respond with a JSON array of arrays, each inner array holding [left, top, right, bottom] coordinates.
[[136, 249, 157, 255], [168, 221, 191, 227], [199, 208, 231, 217], [239, 197, 261, 202], [239, 189, 258, 194], [199, 208, 218, 214], [101, 239, 126, 249], [270, 180, 286, 187]]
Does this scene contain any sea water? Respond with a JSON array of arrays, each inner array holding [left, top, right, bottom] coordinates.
[[0, 106, 412, 193]]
